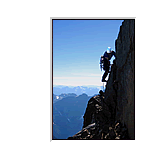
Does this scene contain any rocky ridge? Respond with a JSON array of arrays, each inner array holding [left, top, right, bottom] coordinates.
[[67, 19, 135, 140]]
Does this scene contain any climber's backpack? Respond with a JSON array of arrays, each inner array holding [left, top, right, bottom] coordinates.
[[100, 55, 104, 71]]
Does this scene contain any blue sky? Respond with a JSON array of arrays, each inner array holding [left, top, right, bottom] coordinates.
[[53, 19, 123, 86]]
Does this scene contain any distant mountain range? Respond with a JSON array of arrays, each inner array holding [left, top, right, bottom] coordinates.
[[53, 93, 91, 139], [53, 85, 103, 96], [53, 93, 77, 103]]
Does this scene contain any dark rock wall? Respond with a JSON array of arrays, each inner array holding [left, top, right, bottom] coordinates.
[[83, 92, 112, 129], [105, 19, 135, 139]]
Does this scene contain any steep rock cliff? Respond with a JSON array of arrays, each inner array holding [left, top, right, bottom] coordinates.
[[105, 19, 135, 139], [67, 19, 135, 140]]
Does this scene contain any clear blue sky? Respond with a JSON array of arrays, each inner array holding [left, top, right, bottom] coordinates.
[[53, 19, 123, 86]]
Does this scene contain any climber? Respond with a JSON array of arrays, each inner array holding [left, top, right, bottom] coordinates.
[[100, 47, 116, 82]]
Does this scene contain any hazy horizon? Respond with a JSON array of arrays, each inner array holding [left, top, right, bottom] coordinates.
[[53, 85, 103, 96], [53, 84, 102, 87]]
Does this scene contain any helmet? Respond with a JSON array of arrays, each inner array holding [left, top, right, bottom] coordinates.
[[107, 47, 112, 53]]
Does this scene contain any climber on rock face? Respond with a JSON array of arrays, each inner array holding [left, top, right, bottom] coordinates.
[[100, 47, 116, 82]]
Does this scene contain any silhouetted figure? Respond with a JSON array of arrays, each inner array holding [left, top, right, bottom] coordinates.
[[100, 47, 116, 82]]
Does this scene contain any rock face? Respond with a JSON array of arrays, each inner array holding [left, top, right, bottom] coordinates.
[[67, 19, 135, 140], [67, 121, 129, 140], [83, 91, 111, 129], [105, 19, 135, 139]]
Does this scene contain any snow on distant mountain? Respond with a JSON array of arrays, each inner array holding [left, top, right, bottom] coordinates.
[[53, 85, 103, 96], [53, 93, 77, 103]]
